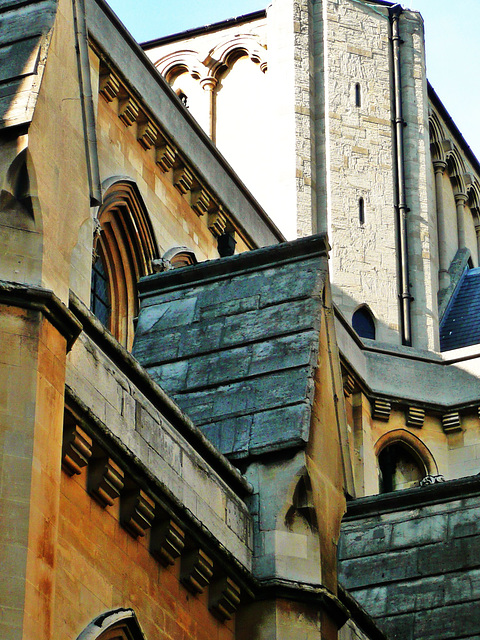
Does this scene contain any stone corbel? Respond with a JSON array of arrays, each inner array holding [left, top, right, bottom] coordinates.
[[62, 418, 92, 476], [150, 517, 185, 566], [173, 165, 194, 195], [209, 576, 241, 621], [342, 371, 356, 397], [372, 399, 391, 422], [137, 119, 159, 150], [442, 411, 461, 433], [120, 488, 156, 538], [208, 206, 228, 238], [191, 188, 211, 217], [118, 96, 140, 126], [87, 456, 125, 508], [156, 143, 177, 172], [406, 406, 425, 428], [99, 70, 121, 102], [180, 548, 214, 594]]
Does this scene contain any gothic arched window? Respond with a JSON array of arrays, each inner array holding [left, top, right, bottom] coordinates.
[[352, 306, 375, 340], [378, 442, 426, 493], [90, 181, 159, 350]]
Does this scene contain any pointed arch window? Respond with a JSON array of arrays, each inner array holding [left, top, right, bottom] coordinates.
[[352, 306, 375, 340], [91, 181, 159, 350]]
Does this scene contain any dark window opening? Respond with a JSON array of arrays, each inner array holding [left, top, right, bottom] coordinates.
[[379, 443, 425, 493], [91, 251, 111, 328], [359, 197, 365, 225], [352, 306, 375, 340], [355, 83, 361, 107]]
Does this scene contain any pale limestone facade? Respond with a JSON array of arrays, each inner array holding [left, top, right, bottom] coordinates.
[[145, 0, 480, 354], [3, 0, 480, 639]]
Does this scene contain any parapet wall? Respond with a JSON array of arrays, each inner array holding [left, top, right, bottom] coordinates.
[[339, 476, 480, 640]]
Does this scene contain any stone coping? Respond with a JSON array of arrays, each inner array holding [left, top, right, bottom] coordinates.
[[344, 474, 480, 521]]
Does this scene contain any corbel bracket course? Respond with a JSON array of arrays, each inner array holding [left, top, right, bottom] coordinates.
[[137, 119, 159, 150], [208, 207, 228, 238], [173, 165, 194, 195], [155, 143, 177, 172], [442, 410, 462, 434], [118, 96, 140, 126], [342, 372, 356, 397], [120, 488, 156, 538], [209, 576, 241, 621], [88, 456, 125, 508], [191, 188, 212, 217], [406, 406, 425, 428], [150, 518, 185, 566], [372, 399, 391, 422], [180, 548, 214, 594], [99, 70, 121, 102], [62, 418, 92, 476]]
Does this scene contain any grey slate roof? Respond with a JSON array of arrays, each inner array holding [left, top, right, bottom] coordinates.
[[133, 234, 329, 459], [440, 267, 480, 351], [0, 0, 57, 129]]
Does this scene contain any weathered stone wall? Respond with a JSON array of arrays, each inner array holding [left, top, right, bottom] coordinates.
[[339, 478, 480, 640]]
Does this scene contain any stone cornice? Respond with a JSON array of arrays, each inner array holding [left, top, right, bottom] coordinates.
[[256, 578, 350, 630], [68, 290, 252, 498], [0, 280, 82, 350]]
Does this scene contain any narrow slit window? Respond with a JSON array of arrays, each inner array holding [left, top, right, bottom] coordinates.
[[359, 197, 365, 225], [355, 82, 361, 107]]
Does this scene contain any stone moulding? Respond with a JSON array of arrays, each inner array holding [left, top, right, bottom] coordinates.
[[0, 280, 82, 351]]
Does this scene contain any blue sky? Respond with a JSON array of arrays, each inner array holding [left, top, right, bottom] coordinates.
[[107, 0, 480, 160]]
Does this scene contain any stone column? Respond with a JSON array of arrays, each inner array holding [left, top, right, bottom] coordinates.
[[200, 76, 217, 142], [455, 192, 468, 251], [433, 160, 449, 289], [475, 223, 480, 266]]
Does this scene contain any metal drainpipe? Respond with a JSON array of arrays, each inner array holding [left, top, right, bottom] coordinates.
[[72, 0, 102, 206], [389, 4, 413, 347]]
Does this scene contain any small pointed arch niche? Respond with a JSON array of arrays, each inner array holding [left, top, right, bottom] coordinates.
[[352, 305, 376, 340], [91, 179, 159, 350], [375, 429, 437, 493], [76, 608, 146, 640]]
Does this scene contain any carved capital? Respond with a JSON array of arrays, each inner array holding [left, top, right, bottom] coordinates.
[[62, 420, 92, 476], [454, 192, 468, 206], [433, 160, 447, 175], [173, 166, 193, 194], [200, 76, 217, 91], [180, 548, 213, 594], [99, 71, 121, 102], [120, 488, 156, 538], [209, 577, 241, 621], [156, 143, 176, 172], [150, 518, 185, 566], [406, 406, 425, 428], [137, 120, 159, 150], [118, 96, 140, 126], [372, 399, 391, 422], [442, 411, 462, 433], [87, 457, 124, 508]]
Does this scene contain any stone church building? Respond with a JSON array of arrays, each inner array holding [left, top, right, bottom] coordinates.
[[1, 0, 479, 639]]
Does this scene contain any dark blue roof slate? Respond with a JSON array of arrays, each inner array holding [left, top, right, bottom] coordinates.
[[133, 234, 329, 459], [440, 268, 480, 351]]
